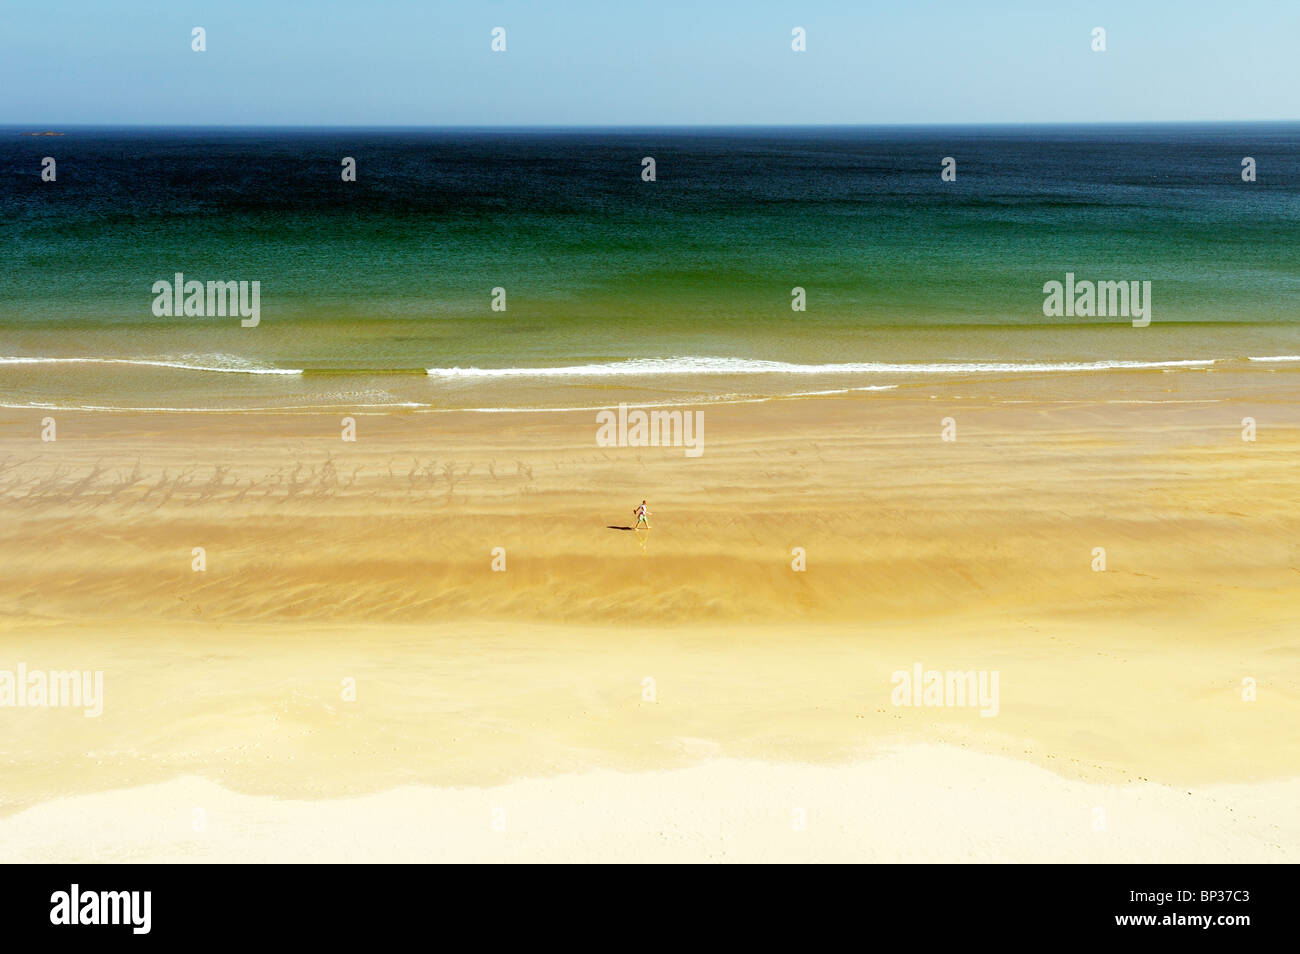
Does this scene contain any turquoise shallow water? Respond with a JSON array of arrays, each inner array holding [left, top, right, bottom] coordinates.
[[2, 124, 1298, 409]]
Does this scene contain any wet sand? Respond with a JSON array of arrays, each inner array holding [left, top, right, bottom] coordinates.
[[1, 364, 1297, 860]]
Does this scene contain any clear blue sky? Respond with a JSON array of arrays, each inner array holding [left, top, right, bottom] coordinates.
[[2, 0, 1296, 125]]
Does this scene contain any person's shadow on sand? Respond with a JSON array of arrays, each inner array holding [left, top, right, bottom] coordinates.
[[606, 525, 635, 531]]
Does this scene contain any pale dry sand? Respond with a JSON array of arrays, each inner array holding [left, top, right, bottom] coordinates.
[[1, 364, 1297, 861], [3, 745, 1297, 864]]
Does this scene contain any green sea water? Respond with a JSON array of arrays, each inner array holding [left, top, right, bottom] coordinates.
[[2, 125, 1298, 410]]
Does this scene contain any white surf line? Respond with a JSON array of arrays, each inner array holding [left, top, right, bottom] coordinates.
[[0, 386, 901, 416], [425, 357, 1219, 378], [0, 356, 302, 375]]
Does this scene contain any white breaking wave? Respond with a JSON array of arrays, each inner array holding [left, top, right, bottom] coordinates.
[[1247, 355, 1300, 363], [787, 386, 901, 397], [0, 388, 899, 415], [0, 355, 302, 375], [1, 354, 1222, 379], [426, 356, 1217, 378]]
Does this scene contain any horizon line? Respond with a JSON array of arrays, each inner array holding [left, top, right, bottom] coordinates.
[[6, 119, 1300, 131]]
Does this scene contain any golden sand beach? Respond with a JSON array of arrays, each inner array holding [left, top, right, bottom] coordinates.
[[1, 364, 1297, 861]]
